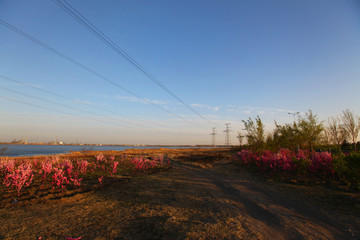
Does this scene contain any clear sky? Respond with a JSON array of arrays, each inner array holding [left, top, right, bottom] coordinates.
[[1, 0, 359, 145]]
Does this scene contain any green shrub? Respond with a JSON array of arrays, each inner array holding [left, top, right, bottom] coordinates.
[[333, 152, 360, 189], [344, 152, 360, 168]]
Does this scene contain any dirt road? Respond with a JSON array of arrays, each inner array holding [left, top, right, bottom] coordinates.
[[1, 155, 359, 239], [170, 160, 359, 239]]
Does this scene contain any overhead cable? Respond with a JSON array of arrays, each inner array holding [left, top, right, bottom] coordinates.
[[0, 74, 182, 130], [0, 18, 207, 129], [53, 0, 210, 123], [0, 87, 193, 135]]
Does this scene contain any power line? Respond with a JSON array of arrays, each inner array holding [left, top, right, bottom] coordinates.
[[0, 74, 181, 130], [0, 90, 193, 136], [1, 96, 206, 141], [0, 85, 198, 134], [0, 18, 207, 129], [0, 85, 150, 130], [53, 0, 210, 123], [0, 82, 209, 135], [0, 74, 118, 116], [0, 95, 122, 127]]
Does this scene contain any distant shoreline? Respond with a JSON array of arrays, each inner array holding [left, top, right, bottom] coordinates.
[[0, 144, 229, 157], [0, 142, 217, 147]]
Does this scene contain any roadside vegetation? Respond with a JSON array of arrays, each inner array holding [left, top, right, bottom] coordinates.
[[0, 148, 228, 207], [236, 109, 360, 189], [0, 151, 170, 205]]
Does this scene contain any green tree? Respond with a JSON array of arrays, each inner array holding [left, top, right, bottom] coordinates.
[[272, 122, 301, 151], [242, 116, 265, 151], [297, 110, 324, 151], [270, 110, 323, 151]]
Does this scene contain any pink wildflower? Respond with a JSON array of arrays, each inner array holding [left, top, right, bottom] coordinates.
[[41, 160, 53, 181], [52, 167, 68, 189], [98, 176, 104, 186], [112, 161, 119, 175], [79, 159, 89, 174]]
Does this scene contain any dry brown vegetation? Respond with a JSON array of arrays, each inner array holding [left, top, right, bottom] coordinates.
[[1, 148, 359, 239]]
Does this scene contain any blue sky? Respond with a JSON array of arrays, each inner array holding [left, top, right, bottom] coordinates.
[[1, 0, 359, 145]]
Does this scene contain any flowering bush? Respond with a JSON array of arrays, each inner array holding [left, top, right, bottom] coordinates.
[[234, 149, 334, 176], [78, 159, 89, 175], [0, 153, 168, 197], [3, 162, 33, 194], [41, 159, 54, 182], [52, 167, 68, 189], [130, 156, 170, 173], [111, 161, 119, 175], [309, 152, 333, 175]]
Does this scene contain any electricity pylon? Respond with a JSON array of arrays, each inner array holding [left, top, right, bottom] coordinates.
[[224, 123, 231, 147], [210, 127, 217, 148]]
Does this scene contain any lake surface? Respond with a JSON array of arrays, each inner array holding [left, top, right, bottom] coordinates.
[[0, 144, 200, 157]]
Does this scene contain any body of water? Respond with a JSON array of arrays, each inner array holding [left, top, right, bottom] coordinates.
[[0, 144, 200, 157]]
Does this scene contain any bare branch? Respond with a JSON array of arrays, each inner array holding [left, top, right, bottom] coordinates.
[[341, 109, 360, 150]]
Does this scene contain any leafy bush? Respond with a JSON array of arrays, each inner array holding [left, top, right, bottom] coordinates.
[[343, 152, 360, 189], [344, 152, 360, 168]]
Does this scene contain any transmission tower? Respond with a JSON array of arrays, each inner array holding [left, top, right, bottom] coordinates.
[[210, 127, 217, 148], [224, 123, 231, 147]]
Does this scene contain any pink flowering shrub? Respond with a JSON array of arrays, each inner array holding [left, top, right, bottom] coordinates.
[[0, 159, 15, 174], [234, 149, 334, 176], [235, 150, 254, 165], [111, 161, 119, 175], [96, 153, 106, 170], [309, 152, 334, 176], [130, 156, 168, 173], [52, 167, 68, 189], [0, 153, 169, 197], [78, 159, 89, 175], [3, 163, 33, 194], [41, 159, 54, 182]]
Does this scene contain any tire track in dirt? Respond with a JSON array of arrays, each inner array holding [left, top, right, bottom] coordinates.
[[172, 160, 356, 240]]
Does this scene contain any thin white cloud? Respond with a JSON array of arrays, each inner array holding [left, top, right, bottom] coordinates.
[[244, 110, 251, 114], [226, 105, 296, 117], [114, 95, 167, 105], [72, 99, 92, 105], [191, 103, 205, 108], [191, 103, 220, 112], [208, 106, 220, 112]]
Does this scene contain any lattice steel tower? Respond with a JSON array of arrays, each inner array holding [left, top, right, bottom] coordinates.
[[224, 123, 231, 147], [210, 127, 217, 148]]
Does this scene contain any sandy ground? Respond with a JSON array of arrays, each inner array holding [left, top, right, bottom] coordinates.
[[0, 149, 359, 239]]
